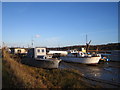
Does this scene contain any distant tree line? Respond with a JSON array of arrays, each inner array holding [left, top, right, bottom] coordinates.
[[47, 43, 120, 51]]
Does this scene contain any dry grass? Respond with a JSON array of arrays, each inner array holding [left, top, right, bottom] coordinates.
[[2, 48, 46, 88], [2, 47, 101, 88]]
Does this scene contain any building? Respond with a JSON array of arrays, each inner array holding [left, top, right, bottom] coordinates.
[[9, 47, 27, 55]]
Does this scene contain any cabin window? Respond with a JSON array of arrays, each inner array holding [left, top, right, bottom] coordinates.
[[42, 49, 44, 52], [37, 49, 40, 53], [37, 56, 44, 59], [17, 50, 21, 53]]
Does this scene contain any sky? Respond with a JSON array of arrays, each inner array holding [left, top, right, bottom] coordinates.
[[0, 2, 2, 48], [2, 2, 118, 47]]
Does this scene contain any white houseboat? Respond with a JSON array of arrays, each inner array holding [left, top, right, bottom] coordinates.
[[27, 47, 61, 68]]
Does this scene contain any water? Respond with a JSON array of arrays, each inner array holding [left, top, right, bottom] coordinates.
[[59, 61, 120, 88]]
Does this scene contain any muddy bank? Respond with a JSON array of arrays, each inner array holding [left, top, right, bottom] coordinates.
[[59, 61, 120, 88]]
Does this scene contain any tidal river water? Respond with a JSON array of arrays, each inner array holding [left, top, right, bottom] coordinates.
[[59, 61, 120, 88]]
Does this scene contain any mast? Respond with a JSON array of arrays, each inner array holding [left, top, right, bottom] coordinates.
[[86, 35, 91, 53], [86, 34, 88, 53]]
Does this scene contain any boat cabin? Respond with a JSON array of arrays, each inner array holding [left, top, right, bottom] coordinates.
[[67, 51, 86, 57], [27, 47, 47, 59]]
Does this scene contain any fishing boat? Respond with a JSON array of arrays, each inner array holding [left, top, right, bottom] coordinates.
[[60, 35, 101, 64], [60, 51, 101, 64]]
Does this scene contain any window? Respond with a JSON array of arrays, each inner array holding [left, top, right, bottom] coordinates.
[[42, 49, 44, 52], [17, 50, 21, 53], [38, 49, 40, 52], [37, 56, 44, 59]]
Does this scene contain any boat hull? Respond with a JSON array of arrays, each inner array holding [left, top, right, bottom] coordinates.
[[21, 58, 61, 69], [60, 56, 101, 64], [36, 59, 61, 68]]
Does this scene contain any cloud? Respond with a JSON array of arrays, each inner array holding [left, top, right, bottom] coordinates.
[[35, 34, 40, 38]]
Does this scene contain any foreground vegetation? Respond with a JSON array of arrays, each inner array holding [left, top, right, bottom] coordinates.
[[2, 48, 101, 88]]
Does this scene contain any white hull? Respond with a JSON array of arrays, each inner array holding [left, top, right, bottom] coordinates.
[[60, 56, 101, 64]]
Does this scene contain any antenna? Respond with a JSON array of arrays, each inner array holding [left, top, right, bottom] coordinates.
[[86, 34, 88, 44], [31, 39, 34, 48], [31, 36, 34, 48], [3, 42, 5, 47]]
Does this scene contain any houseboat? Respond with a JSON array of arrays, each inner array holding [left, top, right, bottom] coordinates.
[[27, 47, 61, 68]]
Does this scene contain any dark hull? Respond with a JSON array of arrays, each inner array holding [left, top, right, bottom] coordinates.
[[21, 58, 61, 69]]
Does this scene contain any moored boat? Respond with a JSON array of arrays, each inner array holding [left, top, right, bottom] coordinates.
[[27, 47, 61, 68], [35, 58, 61, 68], [60, 52, 101, 64], [60, 35, 101, 65], [21, 57, 61, 69]]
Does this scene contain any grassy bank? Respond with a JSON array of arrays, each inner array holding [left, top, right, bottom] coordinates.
[[2, 48, 101, 88]]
